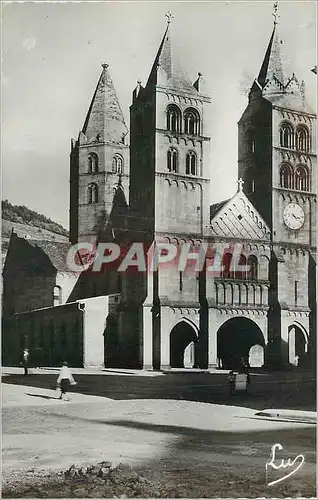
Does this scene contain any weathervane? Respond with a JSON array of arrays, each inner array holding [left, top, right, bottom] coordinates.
[[272, 2, 279, 25], [165, 11, 174, 24]]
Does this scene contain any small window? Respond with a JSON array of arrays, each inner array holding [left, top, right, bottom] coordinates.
[[112, 154, 124, 174], [234, 254, 247, 280], [87, 183, 99, 204], [166, 105, 181, 133], [296, 126, 310, 152], [186, 151, 197, 175], [167, 148, 178, 172], [184, 108, 200, 135], [280, 122, 294, 149], [88, 153, 98, 173], [53, 285, 62, 306], [247, 255, 258, 280], [179, 271, 183, 292]]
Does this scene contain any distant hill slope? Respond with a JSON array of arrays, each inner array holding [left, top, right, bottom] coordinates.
[[2, 200, 69, 267]]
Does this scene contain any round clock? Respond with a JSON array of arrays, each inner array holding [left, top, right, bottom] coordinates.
[[283, 203, 305, 230]]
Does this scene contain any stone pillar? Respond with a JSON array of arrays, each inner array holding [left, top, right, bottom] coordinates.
[[143, 304, 153, 370], [288, 326, 296, 365], [184, 342, 195, 368], [208, 309, 218, 367], [160, 306, 170, 370]]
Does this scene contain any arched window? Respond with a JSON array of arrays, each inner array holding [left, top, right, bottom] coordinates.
[[112, 154, 124, 174], [186, 151, 197, 175], [247, 255, 258, 280], [88, 153, 98, 173], [53, 285, 62, 306], [221, 252, 232, 278], [234, 254, 247, 280], [280, 164, 293, 189], [166, 105, 181, 133], [184, 108, 200, 135], [296, 126, 310, 152], [280, 122, 294, 149], [87, 183, 99, 204], [167, 148, 178, 172], [294, 166, 309, 191]]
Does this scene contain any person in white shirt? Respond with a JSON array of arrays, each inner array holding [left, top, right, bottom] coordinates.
[[56, 362, 76, 401], [23, 349, 29, 376]]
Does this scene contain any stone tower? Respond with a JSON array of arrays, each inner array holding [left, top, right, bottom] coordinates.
[[238, 3, 317, 366], [127, 14, 211, 369], [70, 64, 129, 244]]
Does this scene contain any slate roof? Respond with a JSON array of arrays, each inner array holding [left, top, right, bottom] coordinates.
[[210, 199, 229, 221], [82, 64, 128, 144], [27, 239, 73, 272], [146, 22, 198, 94]]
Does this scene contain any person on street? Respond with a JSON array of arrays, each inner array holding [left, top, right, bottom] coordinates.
[[56, 362, 77, 401], [23, 349, 29, 376], [239, 356, 250, 385]]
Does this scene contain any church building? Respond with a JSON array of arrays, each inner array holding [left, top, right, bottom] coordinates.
[[2, 5, 316, 371]]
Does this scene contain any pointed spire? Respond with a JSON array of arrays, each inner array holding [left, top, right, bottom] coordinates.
[[146, 13, 198, 94], [82, 64, 128, 144], [256, 2, 285, 90]]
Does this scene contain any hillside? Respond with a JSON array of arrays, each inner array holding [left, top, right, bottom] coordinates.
[[2, 200, 69, 267]]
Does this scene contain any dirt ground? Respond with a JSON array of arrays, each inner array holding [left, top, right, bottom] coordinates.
[[2, 372, 316, 498]]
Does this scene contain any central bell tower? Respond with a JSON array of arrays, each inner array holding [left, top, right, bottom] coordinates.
[[128, 13, 212, 369]]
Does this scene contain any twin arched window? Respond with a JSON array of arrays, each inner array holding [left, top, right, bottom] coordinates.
[[280, 122, 294, 149], [279, 163, 310, 191], [186, 151, 197, 175], [166, 105, 200, 135], [88, 153, 98, 173], [184, 108, 200, 135], [166, 105, 181, 133], [112, 154, 124, 174], [280, 164, 293, 189], [295, 166, 309, 191], [167, 148, 178, 172], [87, 183, 99, 204], [166, 149, 197, 175], [296, 126, 310, 152], [280, 122, 310, 152]]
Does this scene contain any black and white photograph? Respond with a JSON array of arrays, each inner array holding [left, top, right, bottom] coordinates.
[[1, 0, 317, 497]]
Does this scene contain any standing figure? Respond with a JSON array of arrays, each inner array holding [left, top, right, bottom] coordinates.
[[56, 362, 77, 401], [23, 349, 29, 376], [239, 356, 250, 385]]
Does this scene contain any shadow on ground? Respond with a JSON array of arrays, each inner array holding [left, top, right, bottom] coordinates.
[[2, 369, 316, 411]]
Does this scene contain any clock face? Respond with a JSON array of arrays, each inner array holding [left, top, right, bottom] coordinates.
[[283, 203, 305, 230]]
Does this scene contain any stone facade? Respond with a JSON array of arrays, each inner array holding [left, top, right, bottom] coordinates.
[[2, 10, 316, 371]]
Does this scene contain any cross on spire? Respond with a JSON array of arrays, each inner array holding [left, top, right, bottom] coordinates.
[[272, 1, 279, 25], [165, 11, 174, 24], [237, 178, 244, 192]]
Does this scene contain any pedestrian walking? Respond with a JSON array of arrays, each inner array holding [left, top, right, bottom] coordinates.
[[23, 349, 29, 376], [56, 362, 77, 401]]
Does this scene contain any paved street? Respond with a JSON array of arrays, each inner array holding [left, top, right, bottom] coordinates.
[[2, 369, 316, 497]]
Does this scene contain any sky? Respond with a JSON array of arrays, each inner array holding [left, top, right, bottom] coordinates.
[[2, 0, 316, 229]]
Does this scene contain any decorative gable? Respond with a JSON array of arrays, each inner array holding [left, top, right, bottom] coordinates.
[[210, 191, 271, 240]]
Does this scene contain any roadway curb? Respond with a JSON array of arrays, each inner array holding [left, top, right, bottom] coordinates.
[[255, 409, 317, 423]]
